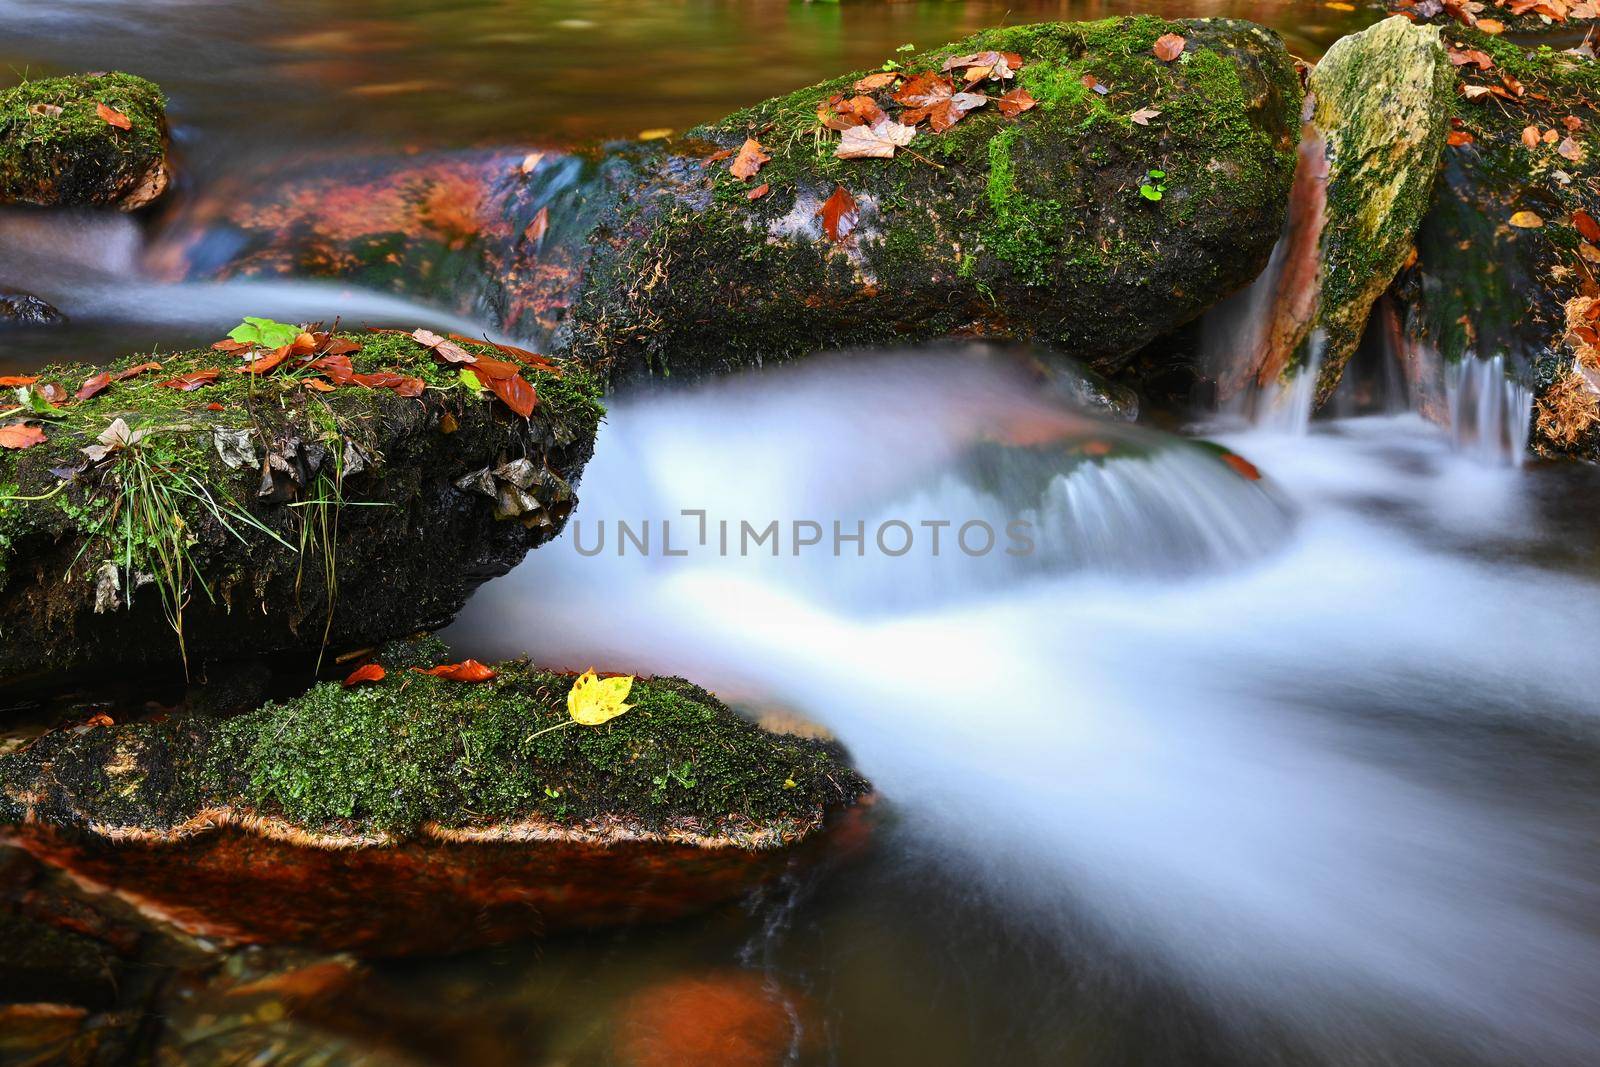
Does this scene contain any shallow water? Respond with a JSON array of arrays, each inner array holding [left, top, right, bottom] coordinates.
[[7, 2, 1600, 1065]]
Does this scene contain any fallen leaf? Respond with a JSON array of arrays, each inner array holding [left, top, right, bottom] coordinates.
[[413, 660, 498, 683], [1574, 209, 1600, 241], [1478, 18, 1506, 33], [36, 383, 67, 406], [112, 362, 161, 381], [0, 424, 46, 450], [730, 137, 770, 180], [243, 345, 292, 374], [352, 372, 426, 397], [1581, 241, 1600, 263], [96, 102, 132, 129], [854, 71, 899, 92], [1153, 33, 1187, 62], [1510, 210, 1545, 228], [206, 402, 225, 411], [567, 669, 635, 726], [1523, 125, 1542, 148], [440, 411, 459, 433], [1501, 73, 1526, 97], [343, 663, 386, 687], [818, 185, 858, 242], [302, 378, 336, 392], [836, 118, 917, 159], [158, 369, 222, 391], [1544, 128, 1560, 144], [28, 102, 63, 118], [1221, 452, 1262, 480], [1449, 47, 1495, 69], [1129, 105, 1162, 126], [412, 327, 476, 364], [637, 127, 673, 140], [1559, 136, 1585, 161], [1461, 84, 1493, 100], [998, 88, 1039, 118], [0, 375, 39, 387], [1565, 115, 1585, 131], [75, 372, 111, 401], [1447, 129, 1475, 145], [702, 148, 733, 164], [525, 206, 549, 245], [747, 182, 770, 200], [486, 372, 538, 417]]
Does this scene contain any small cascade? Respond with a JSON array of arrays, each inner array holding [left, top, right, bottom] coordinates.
[[1446, 354, 1534, 467]]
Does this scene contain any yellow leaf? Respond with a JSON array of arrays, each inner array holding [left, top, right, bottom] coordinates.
[[568, 669, 635, 726], [1510, 210, 1545, 229]]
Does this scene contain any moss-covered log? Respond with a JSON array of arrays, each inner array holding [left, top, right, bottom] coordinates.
[[0, 642, 873, 953], [563, 16, 1303, 384], [0, 73, 171, 211], [1400, 27, 1600, 459], [0, 333, 603, 693]]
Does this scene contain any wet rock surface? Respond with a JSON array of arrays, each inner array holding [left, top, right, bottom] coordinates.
[[0, 73, 171, 211], [0, 293, 65, 327]]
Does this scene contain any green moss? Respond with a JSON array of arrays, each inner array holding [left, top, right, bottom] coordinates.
[[0, 72, 166, 207], [198, 643, 867, 835]]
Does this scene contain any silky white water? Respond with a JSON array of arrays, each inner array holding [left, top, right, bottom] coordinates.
[[452, 351, 1600, 1064]]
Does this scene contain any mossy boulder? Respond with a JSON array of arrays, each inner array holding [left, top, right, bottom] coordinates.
[[0, 642, 873, 954], [0, 333, 603, 694], [1256, 17, 1451, 404], [1399, 27, 1600, 458], [0, 73, 171, 211], [565, 16, 1303, 384]]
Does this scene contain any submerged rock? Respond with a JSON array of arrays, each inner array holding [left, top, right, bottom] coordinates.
[[0, 332, 603, 693], [1232, 16, 1450, 404], [567, 16, 1303, 384], [1400, 26, 1600, 459], [0, 73, 171, 211], [0, 643, 872, 954], [0, 292, 65, 327]]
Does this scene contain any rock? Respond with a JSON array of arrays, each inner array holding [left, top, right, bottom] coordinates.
[[566, 16, 1303, 384], [1230, 16, 1451, 405], [0, 914, 121, 1009], [1399, 26, 1600, 459], [0, 73, 171, 211], [0, 642, 874, 955], [0, 293, 65, 327], [0, 331, 603, 694]]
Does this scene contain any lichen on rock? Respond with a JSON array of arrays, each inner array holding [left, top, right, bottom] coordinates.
[[0, 72, 171, 210]]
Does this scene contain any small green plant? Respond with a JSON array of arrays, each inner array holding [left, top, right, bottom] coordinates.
[[651, 759, 699, 801], [227, 316, 301, 348], [1139, 169, 1168, 202]]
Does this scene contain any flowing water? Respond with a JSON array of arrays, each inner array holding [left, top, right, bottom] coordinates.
[[7, 2, 1600, 1066]]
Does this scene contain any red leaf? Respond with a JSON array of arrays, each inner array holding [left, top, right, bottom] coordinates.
[[244, 345, 292, 374], [1221, 452, 1261, 481], [206, 402, 225, 411], [0, 423, 47, 450], [311, 354, 356, 384], [75, 372, 111, 401], [96, 102, 132, 129], [158, 369, 221, 391], [818, 186, 858, 243], [1446, 129, 1474, 146], [112, 362, 162, 381], [465, 353, 521, 381], [748, 182, 770, 200], [320, 338, 362, 356], [1153, 33, 1186, 62], [1575, 209, 1600, 243], [343, 663, 386, 687], [486, 372, 538, 418], [997, 88, 1037, 118], [412, 660, 498, 683], [730, 137, 770, 181], [0, 375, 39, 387], [351, 372, 426, 397]]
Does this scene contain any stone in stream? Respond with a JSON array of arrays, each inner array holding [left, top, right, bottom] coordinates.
[[1223, 16, 1452, 405], [158, 17, 1304, 387], [0, 73, 172, 211], [0, 292, 66, 327], [1396, 25, 1600, 459], [0, 331, 603, 694], [0, 641, 873, 955]]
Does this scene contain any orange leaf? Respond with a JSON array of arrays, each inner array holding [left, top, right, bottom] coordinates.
[[854, 71, 900, 92], [1221, 452, 1261, 481], [1522, 125, 1541, 148], [818, 185, 858, 243], [486, 371, 538, 417], [158, 368, 222, 390], [1447, 129, 1474, 146], [302, 378, 337, 392], [747, 182, 770, 200], [1477, 18, 1506, 33], [0, 375, 39, 386], [96, 102, 132, 129], [0, 424, 46, 450], [343, 663, 386, 687], [112, 362, 161, 381], [525, 206, 549, 245], [730, 137, 770, 181], [412, 660, 498, 683], [1153, 33, 1186, 62], [37, 383, 67, 406], [1574, 209, 1600, 242], [244, 344, 292, 374], [412, 327, 476, 365], [352, 372, 426, 397], [997, 88, 1037, 118], [75, 372, 111, 401]]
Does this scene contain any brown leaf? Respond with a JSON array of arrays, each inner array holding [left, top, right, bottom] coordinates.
[[75, 372, 111, 401], [1565, 115, 1585, 131], [747, 182, 770, 200], [412, 660, 498, 683], [486, 372, 538, 418], [1558, 136, 1584, 161], [730, 137, 771, 180], [1477, 18, 1506, 33], [0, 375, 39, 387], [999, 89, 1039, 118], [1447, 129, 1475, 146], [352, 372, 426, 397], [311, 354, 356, 384], [1501, 73, 1526, 97], [818, 185, 858, 243], [1461, 84, 1493, 100], [27, 102, 63, 118], [412, 327, 476, 364], [212, 338, 253, 354], [835, 118, 917, 159], [343, 663, 386, 687], [1523, 125, 1542, 148], [96, 102, 132, 129], [1574, 209, 1600, 242], [0, 423, 47, 450], [320, 338, 362, 357], [244, 344, 292, 375], [112, 362, 161, 382], [854, 71, 899, 92], [302, 378, 336, 392], [37, 383, 67, 406], [1509, 210, 1545, 228], [1449, 47, 1495, 69], [1153, 33, 1186, 62], [157, 369, 222, 391]]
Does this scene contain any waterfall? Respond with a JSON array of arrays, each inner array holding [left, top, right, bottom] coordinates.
[[1445, 354, 1534, 467]]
